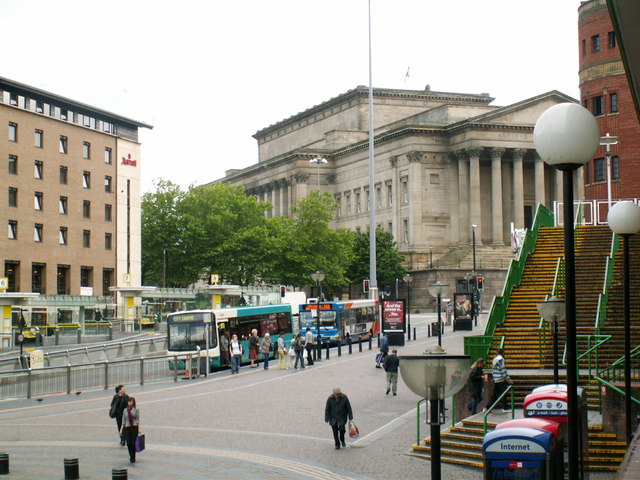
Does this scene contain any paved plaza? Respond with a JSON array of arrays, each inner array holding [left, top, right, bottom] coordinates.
[[0, 314, 621, 479]]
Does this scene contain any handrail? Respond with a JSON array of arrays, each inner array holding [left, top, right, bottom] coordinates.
[[464, 203, 554, 362], [594, 376, 640, 416], [416, 398, 427, 445], [483, 385, 515, 434], [563, 334, 611, 380], [595, 232, 619, 332]]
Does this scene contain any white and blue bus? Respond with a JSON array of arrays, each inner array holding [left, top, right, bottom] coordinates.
[[298, 299, 380, 345], [167, 304, 294, 371]]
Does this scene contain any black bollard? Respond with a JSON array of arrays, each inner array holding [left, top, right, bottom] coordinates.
[[316, 343, 322, 361], [413, 327, 416, 340], [348, 339, 352, 355], [325, 342, 330, 360], [64, 457, 79, 480], [358, 337, 363, 353], [112, 467, 128, 480], [0, 452, 9, 475], [337, 343, 341, 357], [369, 336, 373, 350]]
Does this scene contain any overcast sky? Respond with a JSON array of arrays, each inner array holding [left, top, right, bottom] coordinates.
[[1, 0, 582, 192]]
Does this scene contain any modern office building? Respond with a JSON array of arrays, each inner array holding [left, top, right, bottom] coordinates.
[[212, 85, 578, 281], [0, 76, 151, 331], [579, 0, 640, 215]]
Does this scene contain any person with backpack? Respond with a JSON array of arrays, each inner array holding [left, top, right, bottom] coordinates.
[[109, 385, 129, 445], [293, 333, 306, 369]]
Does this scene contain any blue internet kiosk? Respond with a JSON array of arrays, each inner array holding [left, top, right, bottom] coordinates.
[[483, 426, 560, 480]]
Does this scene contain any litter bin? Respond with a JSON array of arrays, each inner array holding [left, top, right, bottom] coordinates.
[[496, 418, 564, 480], [431, 322, 441, 337], [483, 427, 560, 480]]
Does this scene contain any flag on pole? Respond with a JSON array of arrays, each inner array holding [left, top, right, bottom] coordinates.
[[405, 66, 410, 83]]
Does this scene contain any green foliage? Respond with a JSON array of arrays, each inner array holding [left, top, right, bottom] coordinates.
[[347, 229, 406, 293]]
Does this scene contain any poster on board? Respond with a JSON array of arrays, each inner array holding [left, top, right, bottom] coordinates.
[[382, 300, 405, 332]]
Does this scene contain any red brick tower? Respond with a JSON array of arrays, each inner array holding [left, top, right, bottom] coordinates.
[[578, 0, 640, 210]]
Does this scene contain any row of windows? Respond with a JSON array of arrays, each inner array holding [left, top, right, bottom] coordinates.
[[7, 220, 112, 248], [1, 91, 115, 134], [583, 93, 618, 117], [8, 122, 113, 162], [335, 180, 408, 217], [583, 31, 616, 55], [352, 219, 410, 244], [7, 156, 113, 190], [6, 188, 112, 219], [585, 156, 620, 184], [4, 261, 114, 295]]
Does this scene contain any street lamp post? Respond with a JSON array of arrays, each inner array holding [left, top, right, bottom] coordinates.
[[309, 157, 327, 190], [537, 296, 566, 385], [404, 274, 413, 341], [310, 271, 325, 359], [534, 102, 601, 480], [428, 282, 448, 352], [471, 224, 478, 327], [607, 201, 640, 444]]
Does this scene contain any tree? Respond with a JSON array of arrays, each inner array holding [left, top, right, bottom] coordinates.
[[347, 229, 406, 294]]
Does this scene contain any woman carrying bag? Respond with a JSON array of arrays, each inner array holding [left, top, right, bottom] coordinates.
[[120, 397, 142, 463]]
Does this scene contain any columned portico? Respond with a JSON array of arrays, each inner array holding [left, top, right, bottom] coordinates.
[[490, 148, 506, 246], [456, 151, 470, 245], [467, 148, 483, 246], [534, 154, 546, 208]]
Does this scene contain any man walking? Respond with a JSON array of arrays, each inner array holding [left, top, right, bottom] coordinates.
[[305, 328, 315, 366], [489, 348, 512, 412], [383, 349, 400, 395], [324, 387, 353, 450]]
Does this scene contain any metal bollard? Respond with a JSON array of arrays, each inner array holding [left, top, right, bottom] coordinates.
[[112, 467, 128, 479], [358, 337, 363, 353], [325, 342, 330, 360], [348, 339, 352, 355], [0, 452, 9, 475], [369, 336, 373, 350], [64, 457, 79, 480], [316, 343, 322, 361], [337, 343, 341, 357], [413, 327, 416, 340]]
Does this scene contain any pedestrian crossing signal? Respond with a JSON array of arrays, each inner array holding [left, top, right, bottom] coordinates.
[[280, 285, 286, 297], [363, 279, 370, 293], [477, 276, 485, 291]]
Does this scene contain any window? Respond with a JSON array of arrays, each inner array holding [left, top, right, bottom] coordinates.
[[355, 191, 361, 213], [57, 265, 70, 295], [83, 171, 91, 188], [403, 219, 409, 243], [34, 224, 43, 243], [80, 267, 93, 287], [104, 147, 112, 164], [346, 194, 351, 215], [82, 141, 90, 159], [365, 189, 370, 211], [104, 176, 112, 193], [34, 192, 43, 211], [59, 165, 68, 184], [59, 227, 68, 245], [584, 161, 590, 184], [104, 204, 112, 221], [32, 264, 45, 293], [82, 200, 91, 218], [35, 160, 43, 179], [376, 185, 382, 209], [608, 31, 616, 49], [402, 179, 408, 204], [387, 183, 393, 206], [59, 136, 68, 154], [8, 187, 17, 207], [8, 122, 17, 142], [591, 34, 600, 52], [612, 156, 620, 180], [8, 155, 17, 174], [8, 220, 17, 240], [59, 196, 68, 214], [83, 230, 91, 248], [335, 196, 342, 218], [35, 129, 43, 148], [592, 96, 604, 116], [102, 268, 114, 296], [594, 158, 605, 182], [582, 39, 586, 56], [388, 222, 393, 233], [610, 93, 618, 113], [105, 233, 112, 250]]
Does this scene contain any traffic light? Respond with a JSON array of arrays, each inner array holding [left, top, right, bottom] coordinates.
[[280, 285, 286, 297], [363, 279, 370, 293], [476, 276, 485, 291]]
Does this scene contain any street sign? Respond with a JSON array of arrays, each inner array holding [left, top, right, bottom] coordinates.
[[0, 277, 8, 289]]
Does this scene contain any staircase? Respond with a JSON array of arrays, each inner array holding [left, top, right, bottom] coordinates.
[[409, 416, 627, 472]]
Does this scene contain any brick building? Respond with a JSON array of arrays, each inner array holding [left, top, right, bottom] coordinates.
[[579, 0, 640, 215]]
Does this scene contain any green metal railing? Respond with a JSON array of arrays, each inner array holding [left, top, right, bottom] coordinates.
[[562, 334, 612, 381], [464, 204, 554, 363], [483, 385, 515, 434], [595, 233, 619, 333]]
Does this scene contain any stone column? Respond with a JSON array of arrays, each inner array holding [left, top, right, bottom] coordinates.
[[467, 148, 482, 245], [512, 149, 526, 229], [407, 151, 424, 249], [456, 150, 470, 244], [534, 154, 545, 210], [490, 148, 505, 245], [555, 169, 563, 220]]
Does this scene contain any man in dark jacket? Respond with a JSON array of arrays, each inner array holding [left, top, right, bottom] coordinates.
[[324, 387, 353, 449], [110, 385, 129, 445], [383, 349, 400, 395]]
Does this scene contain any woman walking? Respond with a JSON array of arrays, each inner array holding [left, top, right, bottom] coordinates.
[[260, 333, 272, 370], [467, 358, 485, 414], [119, 397, 141, 463]]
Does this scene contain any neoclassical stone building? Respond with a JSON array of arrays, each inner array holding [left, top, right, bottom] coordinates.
[[211, 86, 581, 273]]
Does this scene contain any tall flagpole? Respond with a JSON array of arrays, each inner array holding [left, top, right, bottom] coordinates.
[[368, 0, 378, 298]]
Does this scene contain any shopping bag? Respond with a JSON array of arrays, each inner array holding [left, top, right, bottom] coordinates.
[[375, 353, 382, 364], [348, 421, 360, 439], [135, 433, 146, 452]]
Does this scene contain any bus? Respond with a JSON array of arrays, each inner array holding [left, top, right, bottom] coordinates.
[[298, 299, 380, 345], [166, 304, 294, 372]]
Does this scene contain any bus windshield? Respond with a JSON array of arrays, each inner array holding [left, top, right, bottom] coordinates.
[[299, 310, 336, 327], [167, 312, 213, 352]]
